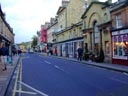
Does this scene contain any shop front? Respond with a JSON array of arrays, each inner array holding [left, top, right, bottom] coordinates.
[[112, 29, 128, 65]]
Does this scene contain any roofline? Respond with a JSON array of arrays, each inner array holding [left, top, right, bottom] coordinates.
[[81, 1, 110, 19]]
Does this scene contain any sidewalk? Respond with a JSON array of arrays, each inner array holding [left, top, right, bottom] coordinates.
[[0, 56, 20, 96], [61, 57, 128, 73], [40, 53, 128, 73]]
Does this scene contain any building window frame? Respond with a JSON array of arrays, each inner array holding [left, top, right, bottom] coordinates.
[[116, 14, 122, 28]]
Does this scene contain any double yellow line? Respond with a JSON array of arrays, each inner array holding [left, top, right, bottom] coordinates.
[[12, 58, 22, 96]]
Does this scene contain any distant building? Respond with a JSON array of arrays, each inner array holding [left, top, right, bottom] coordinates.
[[0, 4, 15, 55]]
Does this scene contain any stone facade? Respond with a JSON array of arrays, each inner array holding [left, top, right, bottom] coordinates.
[[56, 0, 86, 57], [66, 0, 86, 27], [0, 5, 14, 54], [82, 1, 112, 63], [110, 0, 128, 65]]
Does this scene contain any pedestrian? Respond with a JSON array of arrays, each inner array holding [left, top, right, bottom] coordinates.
[[54, 47, 57, 56], [77, 47, 83, 61], [0, 43, 9, 71]]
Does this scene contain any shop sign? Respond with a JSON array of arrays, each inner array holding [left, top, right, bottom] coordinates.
[[112, 29, 128, 35]]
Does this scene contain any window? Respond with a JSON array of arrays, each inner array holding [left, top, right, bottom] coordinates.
[[112, 35, 128, 59], [93, 21, 100, 55], [105, 41, 110, 56], [0, 21, 3, 33], [79, 27, 82, 36], [62, 34, 64, 40], [116, 14, 122, 28], [94, 22, 100, 43], [68, 43, 73, 54], [69, 31, 72, 39], [74, 29, 77, 38], [104, 13, 108, 22]]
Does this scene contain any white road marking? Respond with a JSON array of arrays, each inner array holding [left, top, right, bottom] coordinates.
[[123, 72, 128, 76], [110, 77, 128, 85], [19, 81, 48, 96], [54, 65, 65, 72], [15, 90, 37, 95], [39, 55, 42, 57], [54, 65, 60, 69], [13, 62, 21, 96], [22, 56, 29, 59], [44, 60, 51, 64]]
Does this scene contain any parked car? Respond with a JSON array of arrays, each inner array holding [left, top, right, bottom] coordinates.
[[29, 49, 34, 54]]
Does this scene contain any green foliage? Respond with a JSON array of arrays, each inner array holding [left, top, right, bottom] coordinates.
[[31, 35, 38, 49]]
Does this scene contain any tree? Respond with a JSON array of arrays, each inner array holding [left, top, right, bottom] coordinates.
[[31, 35, 38, 49]]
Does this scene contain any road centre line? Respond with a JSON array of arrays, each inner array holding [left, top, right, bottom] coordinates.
[[54, 65, 65, 72], [44, 60, 51, 64], [19, 81, 48, 96], [39, 55, 42, 57]]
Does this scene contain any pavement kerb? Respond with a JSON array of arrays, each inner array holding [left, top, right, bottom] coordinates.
[[59, 57, 128, 73], [1, 56, 21, 96], [40, 54, 128, 74]]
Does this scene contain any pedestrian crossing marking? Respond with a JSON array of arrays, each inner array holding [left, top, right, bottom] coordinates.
[[15, 90, 37, 95], [18, 81, 49, 96]]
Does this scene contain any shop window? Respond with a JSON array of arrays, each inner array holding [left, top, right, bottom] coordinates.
[[68, 43, 73, 54], [112, 35, 128, 59]]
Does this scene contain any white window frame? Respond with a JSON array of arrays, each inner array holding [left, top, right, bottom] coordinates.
[[116, 14, 122, 28]]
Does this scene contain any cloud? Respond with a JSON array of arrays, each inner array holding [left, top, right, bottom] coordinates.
[[0, 0, 117, 43], [1, 0, 61, 43]]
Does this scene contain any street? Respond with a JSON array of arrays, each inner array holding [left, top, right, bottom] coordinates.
[[6, 53, 128, 96]]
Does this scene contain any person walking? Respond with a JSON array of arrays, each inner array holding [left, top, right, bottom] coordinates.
[[77, 47, 83, 61], [0, 43, 9, 71]]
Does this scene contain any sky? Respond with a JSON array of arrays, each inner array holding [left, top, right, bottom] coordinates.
[[0, 0, 117, 44]]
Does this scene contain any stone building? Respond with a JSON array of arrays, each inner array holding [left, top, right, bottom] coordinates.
[[110, 0, 128, 65], [0, 4, 14, 54], [81, 1, 112, 63], [56, 0, 87, 57]]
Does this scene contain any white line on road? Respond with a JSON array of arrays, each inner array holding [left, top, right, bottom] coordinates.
[[110, 77, 128, 85], [44, 60, 51, 64], [54, 65, 65, 72], [123, 72, 128, 76], [54, 65, 60, 69], [39, 55, 42, 57], [19, 81, 48, 96], [15, 90, 37, 95]]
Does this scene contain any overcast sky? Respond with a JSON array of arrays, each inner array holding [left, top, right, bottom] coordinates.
[[0, 0, 117, 44]]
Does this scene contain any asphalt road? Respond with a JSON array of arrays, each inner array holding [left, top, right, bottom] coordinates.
[[6, 53, 128, 96]]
